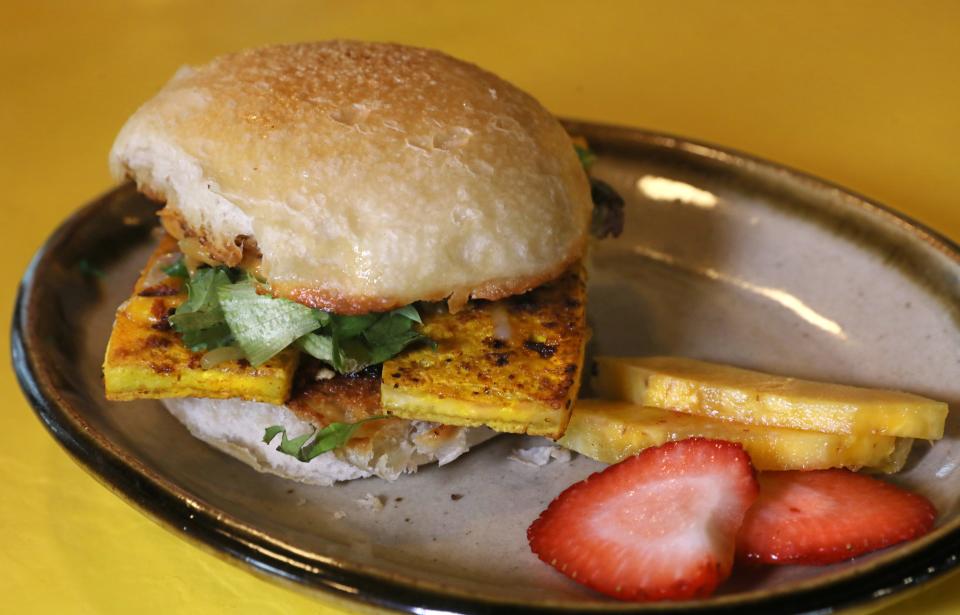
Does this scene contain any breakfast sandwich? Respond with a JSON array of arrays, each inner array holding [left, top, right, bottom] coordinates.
[[102, 41, 615, 485]]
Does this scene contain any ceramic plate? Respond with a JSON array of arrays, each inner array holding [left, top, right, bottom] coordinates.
[[13, 121, 960, 613]]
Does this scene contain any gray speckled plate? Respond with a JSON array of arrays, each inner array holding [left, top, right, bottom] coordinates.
[[13, 121, 960, 613]]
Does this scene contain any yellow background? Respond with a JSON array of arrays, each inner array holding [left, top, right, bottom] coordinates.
[[2, 1, 958, 613]]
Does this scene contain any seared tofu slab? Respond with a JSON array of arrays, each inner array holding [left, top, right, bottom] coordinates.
[[381, 268, 588, 438], [103, 236, 298, 405]]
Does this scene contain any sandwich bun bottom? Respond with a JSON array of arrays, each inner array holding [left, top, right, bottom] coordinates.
[[163, 397, 496, 486]]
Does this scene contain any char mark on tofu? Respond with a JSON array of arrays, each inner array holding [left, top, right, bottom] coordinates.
[[523, 340, 558, 359], [138, 283, 182, 297]]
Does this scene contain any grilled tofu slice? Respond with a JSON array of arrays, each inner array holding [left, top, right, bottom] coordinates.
[[381, 268, 588, 438], [560, 399, 912, 473], [103, 235, 298, 404], [593, 356, 948, 439]]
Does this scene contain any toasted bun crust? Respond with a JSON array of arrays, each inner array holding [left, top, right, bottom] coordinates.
[[163, 397, 496, 486], [110, 41, 592, 313]]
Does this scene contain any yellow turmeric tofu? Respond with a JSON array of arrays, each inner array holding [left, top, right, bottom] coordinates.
[[593, 356, 948, 439], [560, 399, 912, 473], [381, 268, 588, 438], [103, 236, 298, 405]]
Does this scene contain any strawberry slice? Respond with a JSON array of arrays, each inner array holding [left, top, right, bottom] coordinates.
[[737, 469, 937, 565], [527, 438, 758, 601]]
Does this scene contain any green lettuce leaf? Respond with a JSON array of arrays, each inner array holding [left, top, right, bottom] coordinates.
[[168, 266, 432, 371], [297, 332, 334, 363], [218, 281, 322, 366]]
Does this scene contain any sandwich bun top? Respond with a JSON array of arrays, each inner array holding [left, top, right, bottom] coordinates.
[[109, 41, 592, 313]]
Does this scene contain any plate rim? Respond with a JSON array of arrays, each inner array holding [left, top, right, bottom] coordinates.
[[12, 120, 960, 614]]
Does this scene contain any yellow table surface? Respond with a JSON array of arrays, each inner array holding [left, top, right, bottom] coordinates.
[[2, 1, 958, 613]]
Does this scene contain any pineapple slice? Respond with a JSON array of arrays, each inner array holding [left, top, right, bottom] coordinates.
[[560, 399, 913, 473], [381, 268, 588, 438], [103, 235, 298, 404], [593, 356, 947, 439]]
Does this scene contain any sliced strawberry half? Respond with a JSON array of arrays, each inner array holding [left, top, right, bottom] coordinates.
[[527, 438, 759, 601], [737, 469, 937, 565]]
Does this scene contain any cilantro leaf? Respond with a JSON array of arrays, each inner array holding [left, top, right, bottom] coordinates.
[[329, 311, 432, 373], [278, 429, 314, 456], [163, 257, 189, 278], [262, 425, 285, 444], [299, 417, 386, 460], [575, 144, 597, 171], [363, 312, 418, 346], [174, 268, 228, 314], [362, 313, 430, 365], [169, 268, 234, 351], [390, 304, 422, 324], [262, 416, 388, 463], [331, 314, 379, 338], [326, 308, 430, 373]]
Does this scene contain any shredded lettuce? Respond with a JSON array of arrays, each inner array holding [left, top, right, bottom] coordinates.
[[296, 332, 335, 363], [218, 281, 320, 366], [170, 266, 432, 371]]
